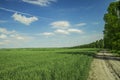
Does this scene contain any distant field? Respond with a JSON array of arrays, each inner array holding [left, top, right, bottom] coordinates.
[[0, 48, 98, 80]]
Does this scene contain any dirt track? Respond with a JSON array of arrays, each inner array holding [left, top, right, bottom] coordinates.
[[88, 51, 120, 80]]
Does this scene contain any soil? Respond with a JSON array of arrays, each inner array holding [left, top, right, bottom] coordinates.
[[88, 51, 120, 80]]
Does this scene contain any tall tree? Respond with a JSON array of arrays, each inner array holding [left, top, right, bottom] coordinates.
[[104, 0, 120, 50]]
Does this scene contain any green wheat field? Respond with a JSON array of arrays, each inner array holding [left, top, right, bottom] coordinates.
[[0, 48, 98, 80]]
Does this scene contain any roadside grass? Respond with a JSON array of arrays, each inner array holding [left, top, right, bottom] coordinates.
[[110, 50, 120, 56], [0, 48, 97, 80]]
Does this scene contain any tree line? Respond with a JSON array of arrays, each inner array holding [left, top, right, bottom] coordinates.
[[73, 39, 104, 48], [73, 1, 120, 53]]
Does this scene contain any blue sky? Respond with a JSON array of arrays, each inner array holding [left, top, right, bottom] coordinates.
[[0, 0, 115, 48]]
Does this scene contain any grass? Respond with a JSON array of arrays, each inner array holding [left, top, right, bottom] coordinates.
[[0, 48, 98, 80], [110, 50, 120, 56]]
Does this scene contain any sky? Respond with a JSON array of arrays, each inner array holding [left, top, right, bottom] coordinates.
[[0, 0, 116, 48]]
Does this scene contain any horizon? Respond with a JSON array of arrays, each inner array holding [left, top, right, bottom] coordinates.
[[0, 0, 115, 48]]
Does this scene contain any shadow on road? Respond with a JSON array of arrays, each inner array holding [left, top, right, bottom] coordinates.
[[57, 51, 120, 61], [94, 53, 120, 61]]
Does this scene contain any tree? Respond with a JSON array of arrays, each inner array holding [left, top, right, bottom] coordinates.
[[104, 1, 120, 50], [73, 39, 104, 48]]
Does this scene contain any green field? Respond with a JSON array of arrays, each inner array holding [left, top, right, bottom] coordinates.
[[0, 48, 98, 80]]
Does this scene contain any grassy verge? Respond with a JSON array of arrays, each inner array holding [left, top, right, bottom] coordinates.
[[110, 50, 120, 56]]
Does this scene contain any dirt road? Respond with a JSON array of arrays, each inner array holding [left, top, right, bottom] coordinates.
[[88, 51, 120, 80]]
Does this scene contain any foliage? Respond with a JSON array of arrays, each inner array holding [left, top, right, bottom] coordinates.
[[73, 39, 104, 49], [104, 1, 120, 50]]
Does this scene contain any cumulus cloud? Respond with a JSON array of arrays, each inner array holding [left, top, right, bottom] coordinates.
[[12, 13, 38, 25], [51, 21, 70, 29], [10, 34, 25, 40], [55, 29, 69, 35], [42, 32, 54, 36], [22, 0, 56, 6], [68, 29, 83, 33], [16, 36, 25, 40], [39, 21, 84, 36], [0, 28, 16, 34], [0, 40, 10, 45], [0, 34, 7, 39], [54, 28, 83, 35], [76, 23, 86, 27], [0, 27, 32, 47], [0, 28, 8, 34], [0, 27, 29, 42]]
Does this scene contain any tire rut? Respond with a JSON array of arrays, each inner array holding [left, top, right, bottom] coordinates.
[[103, 53, 120, 80], [88, 52, 120, 80]]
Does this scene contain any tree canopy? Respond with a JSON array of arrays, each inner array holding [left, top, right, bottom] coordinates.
[[73, 39, 104, 48], [104, 1, 120, 50]]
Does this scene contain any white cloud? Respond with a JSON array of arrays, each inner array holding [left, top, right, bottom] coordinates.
[[76, 23, 86, 27], [16, 36, 25, 40], [0, 34, 7, 39], [0, 40, 10, 45], [55, 29, 69, 35], [12, 13, 38, 25], [0, 27, 31, 46], [0, 28, 8, 34], [10, 34, 25, 40], [0, 28, 30, 41], [42, 32, 54, 36], [0, 28, 16, 34], [49, 21, 84, 35], [22, 0, 56, 6], [54, 28, 83, 35], [68, 29, 83, 33], [51, 21, 70, 29]]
